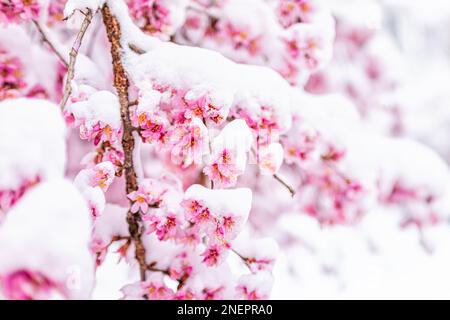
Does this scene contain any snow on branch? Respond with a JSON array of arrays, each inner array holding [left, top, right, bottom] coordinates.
[[101, 3, 148, 281]]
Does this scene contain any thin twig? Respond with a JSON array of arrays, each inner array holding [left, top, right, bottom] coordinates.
[[147, 265, 170, 276], [273, 174, 296, 197], [128, 100, 138, 107], [32, 19, 68, 67], [101, 4, 148, 282], [128, 43, 146, 55], [63, 8, 88, 21], [60, 9, 93, 109], [147, 264, 188, 290], [232, 249, 253, 272]]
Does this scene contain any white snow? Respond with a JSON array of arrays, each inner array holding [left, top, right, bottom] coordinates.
[[93, 204, 129, 244], [211, 119, 253, 170], [64, 0, 106, 17], [184, 184, 253, 222], [126, 41, 294, 133], [0, 180, 94, 299], [0, 98, 66, 190], [67, 90, 121, 128]]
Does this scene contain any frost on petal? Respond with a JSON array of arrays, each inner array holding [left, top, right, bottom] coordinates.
[[0, 180, 94, 300]]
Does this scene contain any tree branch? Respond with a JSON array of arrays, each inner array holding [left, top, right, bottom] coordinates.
[[101, 4, 148, 282], [273, 174, 296, 197], [60, 9, 93, 109], [32, 19, 68, 68], [232, 249, 253, 272], [128, 43, 146, 55]]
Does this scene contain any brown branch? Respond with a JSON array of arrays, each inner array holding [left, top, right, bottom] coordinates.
[[60, 9, 93, 109], [101, 4, 148, 282], [273, 174, 296, 197], [63, 8, 89, 21], [128, 43, 146, 55], [32, 20, 68, 68], [232, 249, 253, 272], [128, 99, 138, 107], [147, 264, 188, 290], [147, 264, 170, 276]]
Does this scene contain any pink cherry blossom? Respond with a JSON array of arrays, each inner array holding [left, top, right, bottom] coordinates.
[[0, 270, 64, 300], [127, 0, 172, 36], [0, 49, 26, 100], [0, 0, 41, 24], [201, 244, 225, 266], [128, 179, 168, 214], [277, 0, 317, 27], [0, 176, 41, 213], [2, 0, 450, 302], [203, 149, 241, 188]]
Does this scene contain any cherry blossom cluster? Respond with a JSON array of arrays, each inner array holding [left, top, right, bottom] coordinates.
[[0, 180, 95, 300], [75, 161, 116, 217], [374, 139, 450, 229], [0, 49, 26, 101], [0, 270, 65, 300], [379, 179, 442, 228], [130, 86, 211, 169], [305, 13, 405, 135], [127, 0, 188, 38], [179, 185, 251, 264], [47, 0, 67, 26], [275, 0, 318, 27], [104, 180, 252, 269], [174, 0, 335, 85], [91, 169, 276, 299], [0, 98, 94, 300], [127, 41, 294, 185], [0, 0, 41, 24], [65, 88, 125, 173], [3, 0, 450, 301], [0, 98, 67, 222], [203, 120, 253, 188], [282, 115, 367, 225], [130, 81, 282, 182]]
